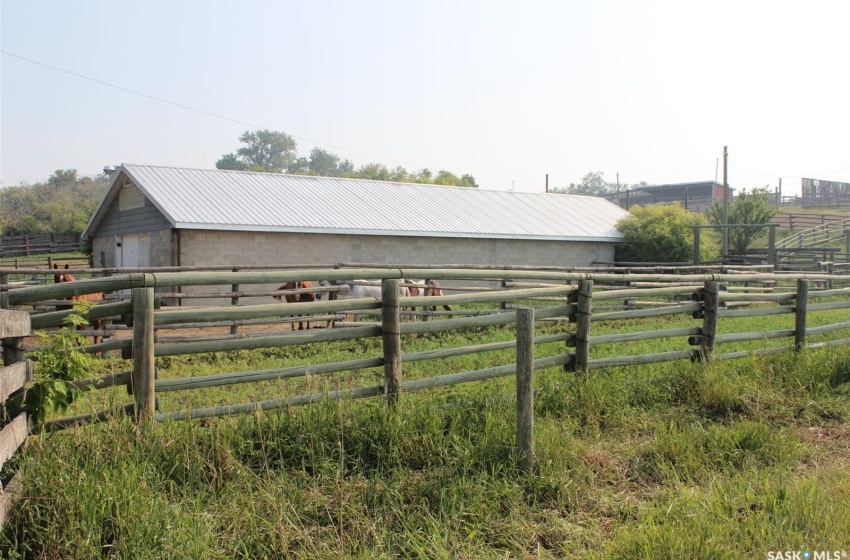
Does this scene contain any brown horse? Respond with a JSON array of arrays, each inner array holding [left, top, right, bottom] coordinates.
[[406, 279, 453, 314], [274, 281, 316, 330], [53, 264, 105, 344]]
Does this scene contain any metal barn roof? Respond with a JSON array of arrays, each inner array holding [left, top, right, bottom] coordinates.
[[86, 164, 629, 242]]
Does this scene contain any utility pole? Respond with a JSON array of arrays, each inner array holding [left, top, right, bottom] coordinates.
[[722, 146, 728, 256], [616, 173, 620, 206], [778, 177, 782, 205]]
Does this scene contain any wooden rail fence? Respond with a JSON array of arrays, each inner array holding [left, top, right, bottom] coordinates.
[[0, 235, 83, 258], [3, 268, 850, 474], [0, 309, 32, 529]]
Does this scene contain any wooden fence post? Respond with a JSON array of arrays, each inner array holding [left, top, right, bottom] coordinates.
[[422, 278, 432, 322], [693, 227, 701, 266], [574, 280, 593, 374], [500, 279, 508, 311], [795, 279, 808, 351], [230, 267, 240, 335], [0, 273, 9, 310], [699, 281, 719, 363], [132, 287, 155, 421], [516, 306, 535, 474], [382, 279, 402, 408]]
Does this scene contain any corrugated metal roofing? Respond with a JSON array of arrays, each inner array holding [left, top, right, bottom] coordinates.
[[87, 164, 629, 242]]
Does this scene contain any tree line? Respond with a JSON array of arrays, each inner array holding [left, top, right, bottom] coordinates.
[[2, 139, 776, 259], [0, 169, 110, 237], [215, 129, 478, 187], [550, 171, 647, 196]]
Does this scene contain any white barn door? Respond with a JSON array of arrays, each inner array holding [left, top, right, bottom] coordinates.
[[115, 233, 149, 269]]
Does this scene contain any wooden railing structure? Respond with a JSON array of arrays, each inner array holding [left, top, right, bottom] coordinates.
[[0, 235, 83, 258], [776, 217, 850, 252], [4, 267, 850, 444], [0, 309, 32, 529], [773, 213, 850, 232]]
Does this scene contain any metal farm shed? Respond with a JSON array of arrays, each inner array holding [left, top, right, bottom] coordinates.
[[83, 164, 628, 271]]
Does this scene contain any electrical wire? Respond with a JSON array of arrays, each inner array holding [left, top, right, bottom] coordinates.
[[0, 50, 454, 175], [617, 159, 718, 183]]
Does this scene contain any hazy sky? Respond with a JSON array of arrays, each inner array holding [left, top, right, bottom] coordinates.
[[2, 0, 849, 195]]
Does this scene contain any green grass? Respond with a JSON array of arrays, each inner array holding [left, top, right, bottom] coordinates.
[[3, 303, 850, 558]]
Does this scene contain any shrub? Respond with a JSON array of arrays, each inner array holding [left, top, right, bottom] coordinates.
[[615, 204, 719, 263], [8, 304, 94, 425]]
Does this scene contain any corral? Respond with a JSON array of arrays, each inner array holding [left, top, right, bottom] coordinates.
[[2, 264, 850, 556], [3, 265, 849, 429]]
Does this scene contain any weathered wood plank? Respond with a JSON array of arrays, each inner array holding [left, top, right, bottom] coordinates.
[[403, 285, 576, 308], [29, 300, 132, 330], [586, 327, 700, 346], [403, 333, 573, 363], [153, 298, 381, 325], [716, 306, 796, 318], [68, 370, 131, 391], [593, 285, 696, 301], [8, 273, 147, 305], [588, 350, 697, 369], [32, 404, 135, 434], [593, 303, 701, 322], [807, 287, 850, 299], [715, 330, 794, 344], [0, 361, 32, 402], [82, 337, 132, 354], [0, 413, 27, 471], [399, 305, 572, 336], [156, 357, 383, 392], [154, 325, 382, 356], [0, 310, 30, 339], [807, 321, 850, 335], [718, 292, 796, 303], [807, 301, 850, 312], [0, 471, 23, 529], [156, 384, 385, 422]]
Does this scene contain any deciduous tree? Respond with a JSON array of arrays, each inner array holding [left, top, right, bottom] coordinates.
[[707, 188, 778, 255], [216, 129, 298, 173]]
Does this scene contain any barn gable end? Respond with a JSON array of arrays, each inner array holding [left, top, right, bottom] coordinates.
[[86, 172, 175, 268]]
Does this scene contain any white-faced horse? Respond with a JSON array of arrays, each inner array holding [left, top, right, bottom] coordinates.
[[316, 280, 410, 300], [317, 280, 411, 322]]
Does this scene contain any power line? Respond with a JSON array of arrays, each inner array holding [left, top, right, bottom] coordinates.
[[617, 159, 718, 182], [0, 49, 475, 177], [730, 163, 850, 180]]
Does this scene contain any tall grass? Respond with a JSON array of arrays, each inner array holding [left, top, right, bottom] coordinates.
[[3, 334, 850, 558]]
